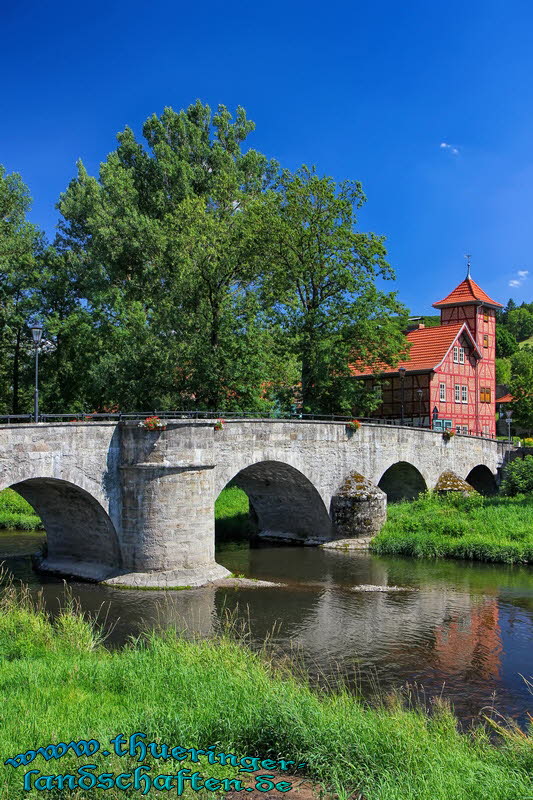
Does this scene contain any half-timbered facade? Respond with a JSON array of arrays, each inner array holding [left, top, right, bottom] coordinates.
[[351, 273, 503, 436]]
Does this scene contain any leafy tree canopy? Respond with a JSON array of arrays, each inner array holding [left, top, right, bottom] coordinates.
[[259, 165, 408, 414], [496, 325, 519, 358]]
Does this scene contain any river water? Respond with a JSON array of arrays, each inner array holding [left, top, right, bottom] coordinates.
[[1, 530, 532, 728]]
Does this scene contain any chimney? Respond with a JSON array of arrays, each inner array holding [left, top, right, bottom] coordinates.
[[405, 319, 426, 333]]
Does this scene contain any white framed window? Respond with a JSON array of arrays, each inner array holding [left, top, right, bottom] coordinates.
[[461, 385, 467, 403], [462, 426, 469, 434], [439, 382, 446, 401], [453, 346, 459, 363], [454, 384, 461, 403], [459, 347, 465, 364]]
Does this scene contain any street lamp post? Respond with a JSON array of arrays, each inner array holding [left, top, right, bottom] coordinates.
[[505, 409, 513, 444], [30, 323, 43, 423], [417, 387, 423, 426], [398, 366, 406, 425]]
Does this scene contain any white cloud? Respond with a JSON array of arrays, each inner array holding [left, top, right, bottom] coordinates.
[[440, 142, 459, 155], [508, 269, 529, 289]]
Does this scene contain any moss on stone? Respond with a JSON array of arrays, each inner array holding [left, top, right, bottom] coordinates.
[[434, 470, 477, 494]]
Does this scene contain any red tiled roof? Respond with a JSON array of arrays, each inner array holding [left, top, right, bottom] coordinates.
[[433, 278, 503, 309], [350, 322, 480, 377], [496, 393, 513, 403]]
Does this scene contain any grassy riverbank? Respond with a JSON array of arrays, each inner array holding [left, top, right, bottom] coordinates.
[[371, 493, 533, 564], [0, 489, 43, 531], [0, 582, 531, 800]]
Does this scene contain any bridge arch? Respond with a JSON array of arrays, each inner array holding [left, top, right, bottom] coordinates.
[[465, 465, 498, 495], [378, 461, 428, 502], [218, 460, 332, 543], [8, 477, 122, 578]]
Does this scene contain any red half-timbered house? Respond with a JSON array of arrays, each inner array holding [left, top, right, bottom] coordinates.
[[351, 272, 503, 437]]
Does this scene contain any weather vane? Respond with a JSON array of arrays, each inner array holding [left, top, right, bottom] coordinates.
[[465, 254, 471, 279]]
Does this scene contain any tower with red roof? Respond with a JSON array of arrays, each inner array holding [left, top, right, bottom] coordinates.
[[432, 268, 503, 436], [350, 268, 503, 437]]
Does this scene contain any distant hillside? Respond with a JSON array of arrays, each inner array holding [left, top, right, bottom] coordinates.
[[421, 315, 441, 328]]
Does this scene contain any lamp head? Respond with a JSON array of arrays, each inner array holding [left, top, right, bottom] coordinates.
[[30, 323, 43, 345]]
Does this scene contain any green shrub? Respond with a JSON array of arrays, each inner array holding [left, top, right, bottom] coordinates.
[[501, 455, 533, 495]]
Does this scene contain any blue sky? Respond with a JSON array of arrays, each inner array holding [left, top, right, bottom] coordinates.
[[2, 0, 532, 314]]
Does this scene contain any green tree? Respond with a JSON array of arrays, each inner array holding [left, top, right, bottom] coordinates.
[[0, 167, 44, 414], [55, 102, 279, 411], [259, 166, 408, 414], [501, 297, 517, 324], [507, 308, 533, 342], [495, 357, 511, 386], [509, 348, 533, 431], [496, 325, 519, 357]]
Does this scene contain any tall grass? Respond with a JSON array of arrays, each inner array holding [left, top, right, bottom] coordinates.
[[0, 575, 531, 800], [371, 492, 533, 564]]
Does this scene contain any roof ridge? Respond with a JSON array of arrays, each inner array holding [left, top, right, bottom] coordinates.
[[433, 276, 503, 309], [350, 320, 478, 377]]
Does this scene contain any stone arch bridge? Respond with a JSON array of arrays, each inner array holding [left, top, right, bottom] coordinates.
[[0, 420, 510, 587]]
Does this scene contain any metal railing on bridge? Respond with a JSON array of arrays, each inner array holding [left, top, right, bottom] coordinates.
[[0, 410, 500, 438], [0, 410, 428, 424]]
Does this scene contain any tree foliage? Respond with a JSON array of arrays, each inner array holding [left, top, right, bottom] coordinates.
[[509, 348, 533, 431], [496, 325, 519, 358], [0, 167, 43, 414], [259, 166, 408, 414], [1, 102, 409, 416]]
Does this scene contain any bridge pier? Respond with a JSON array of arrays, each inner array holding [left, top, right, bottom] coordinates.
[[107, 423, 230, 588], [330, 472, 387, 540]]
